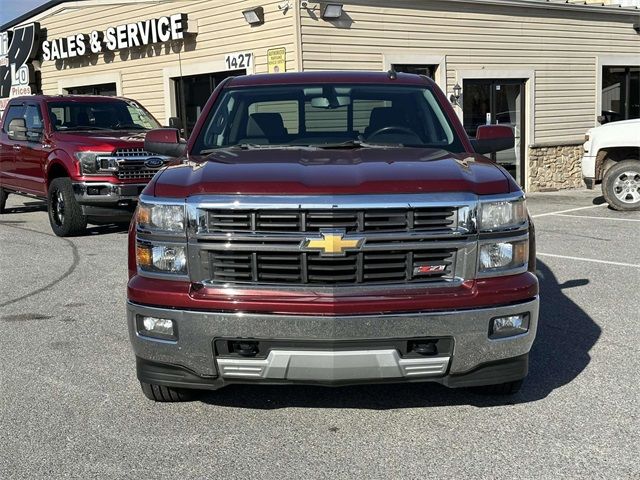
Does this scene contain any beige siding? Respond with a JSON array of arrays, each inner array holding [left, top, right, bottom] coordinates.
[[299, 0, 640, 144], [33, 0, 299, 123]]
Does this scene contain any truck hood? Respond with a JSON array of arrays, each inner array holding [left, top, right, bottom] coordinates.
[[151, 147, 516, 197], [592, 118, 640, 134], [53, 130, 147, 148]]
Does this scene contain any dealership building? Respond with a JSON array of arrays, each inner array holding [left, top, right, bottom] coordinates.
[[1, 0, 638, 191]]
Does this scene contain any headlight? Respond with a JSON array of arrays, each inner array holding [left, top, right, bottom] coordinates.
[[75, 151, 107, 175], [479, 240, 528, 273], [137, 202, 185, 232], [583, 130, 592, 153], [479, 197, 527, 232], [136, 243, 187, 274]]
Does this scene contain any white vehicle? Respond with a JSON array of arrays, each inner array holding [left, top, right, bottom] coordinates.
[[582, 119, 640, 211]]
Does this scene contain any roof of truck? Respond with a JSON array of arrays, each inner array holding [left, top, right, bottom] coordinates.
[[6, 94, 139, 104], [227, 71, 434, 88]]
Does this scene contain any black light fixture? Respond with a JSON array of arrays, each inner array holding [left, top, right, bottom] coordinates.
[[321, 3, 343, 19], [243, 6, 265, 25], [450, 83, 462, 106], [634, 22, 640, 34]]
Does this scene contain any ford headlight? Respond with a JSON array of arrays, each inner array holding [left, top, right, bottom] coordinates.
[[137, 202, 185, 232], [75, 151, 106, 175], [479, 197, 527, 232]]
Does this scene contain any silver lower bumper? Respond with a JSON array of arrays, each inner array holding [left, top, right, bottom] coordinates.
[[128, 297, 539, 385], [218, 349, 450, 381], [72, 182, 146, 205]]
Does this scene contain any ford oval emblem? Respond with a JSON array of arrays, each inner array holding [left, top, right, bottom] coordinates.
[[144, 157, 164, 168]]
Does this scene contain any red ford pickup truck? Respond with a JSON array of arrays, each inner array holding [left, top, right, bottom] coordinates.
[[128, 71, 539, 402], [0, 95, 169, 236]]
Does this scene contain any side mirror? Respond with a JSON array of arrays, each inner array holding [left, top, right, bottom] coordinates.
[[471, 125, 515, 155], [7, 118, 28, 142], [144, 128, 188, 158]]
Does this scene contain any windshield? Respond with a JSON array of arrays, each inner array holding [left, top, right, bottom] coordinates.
[[47, 99, 160, 131], [192, 84, 465, 154]]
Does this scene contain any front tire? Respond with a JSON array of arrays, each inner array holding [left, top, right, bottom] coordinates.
[[140, 382, 197, 402], [0, 187, 8, 214], [47, 177, 87, 237], [602, 160, 640, 211]]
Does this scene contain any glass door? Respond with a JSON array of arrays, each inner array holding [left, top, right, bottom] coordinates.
[[463, 79, 526, 187], [174, 69, 245, 137]]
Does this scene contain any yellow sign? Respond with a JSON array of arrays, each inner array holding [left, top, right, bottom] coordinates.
[[305, 232, 363, 256], [267, 47, 286, 73]]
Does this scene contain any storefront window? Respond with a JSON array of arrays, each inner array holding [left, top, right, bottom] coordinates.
[[393, 64, 437, 79], [174, 70, 245, 137], [602, 66, 640, 123], [65, 83, 117, 96]]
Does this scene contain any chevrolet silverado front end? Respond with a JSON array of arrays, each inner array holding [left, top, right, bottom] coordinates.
[[127, 72, 539, 401]]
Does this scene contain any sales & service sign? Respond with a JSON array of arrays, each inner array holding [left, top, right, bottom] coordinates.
[[41, 14, 189, 61]]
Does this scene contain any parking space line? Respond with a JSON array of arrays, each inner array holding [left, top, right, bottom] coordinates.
[[553, 214, 640, 222], [537, 252, 640, 269], [531, 204, 607, 218]]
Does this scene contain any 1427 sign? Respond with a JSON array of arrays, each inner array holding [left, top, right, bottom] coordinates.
[[224, 52, 252, 71]]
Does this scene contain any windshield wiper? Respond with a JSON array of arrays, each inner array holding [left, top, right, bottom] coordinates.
[[111, 124, 147, 130], [313, 139, 405, 149], [199, 144, 319, 154], [237, 143, 320, 150], [62, 126, 112, 131]]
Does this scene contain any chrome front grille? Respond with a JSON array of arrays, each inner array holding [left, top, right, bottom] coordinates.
[[186, 194, 479, 289], [116, 168, 160, 180], [114, 148, 149, 157], [207, 248, 456, 285], [206, 207, 456, 234], [96, 148, 168, 180]]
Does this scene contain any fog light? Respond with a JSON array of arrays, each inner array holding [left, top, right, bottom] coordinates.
[[137, 315, 176, 340], [490, 313, 529, 339]]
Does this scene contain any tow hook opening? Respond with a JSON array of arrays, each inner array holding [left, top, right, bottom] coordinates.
[[230, 341, 260, 357], [408, 340, 438, 356]]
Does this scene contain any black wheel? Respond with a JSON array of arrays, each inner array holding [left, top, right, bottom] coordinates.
[[0, 187, 8, 214], [140, 382, 197, 402], [47, 177, 87, 237], [602, 159, 640, 211], [474, 380, 523, 395]]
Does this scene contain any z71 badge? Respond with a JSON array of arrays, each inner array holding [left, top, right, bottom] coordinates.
[[414, 264, 447, 275]]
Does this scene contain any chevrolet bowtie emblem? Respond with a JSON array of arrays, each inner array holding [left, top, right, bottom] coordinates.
[[304, 230, 364, 256]]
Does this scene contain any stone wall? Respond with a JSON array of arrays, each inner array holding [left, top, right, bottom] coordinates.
[[528, 144, 584, 192]]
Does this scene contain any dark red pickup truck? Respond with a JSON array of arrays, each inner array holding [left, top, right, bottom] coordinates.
[[128, 71, 539, 402], [0, 95, 169, 236]]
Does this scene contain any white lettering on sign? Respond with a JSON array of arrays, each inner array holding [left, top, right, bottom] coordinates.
[[224, 52, 252, 71], [42, 13, 188, 61], [0, 22, 41, 111], [11, 64, 29, 85]]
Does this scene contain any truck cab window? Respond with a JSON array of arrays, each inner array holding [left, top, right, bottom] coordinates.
[[1, 105, 26, 133], [25, 105, 44, 141]]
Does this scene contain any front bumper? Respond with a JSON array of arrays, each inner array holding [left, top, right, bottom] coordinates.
[[127, 297, 539, 389], [73, 182, 146, 217], [582, 154, 596, 188]]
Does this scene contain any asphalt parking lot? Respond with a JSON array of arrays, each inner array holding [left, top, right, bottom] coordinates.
[[0, 189, 638, 479]]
